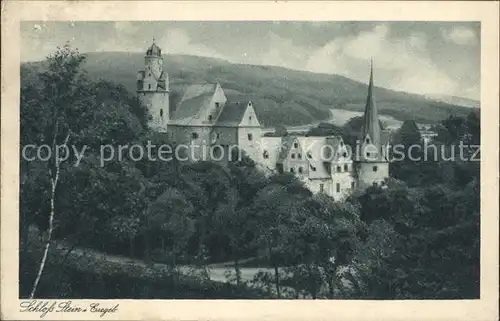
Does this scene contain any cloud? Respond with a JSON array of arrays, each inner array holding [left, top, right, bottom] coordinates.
[[158, 28, 226, 59], [442, 26, 477, 45], [301, 24, 459, 97]]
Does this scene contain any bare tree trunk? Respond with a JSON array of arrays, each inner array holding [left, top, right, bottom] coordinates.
[[273, 265, 281, 298], [29, 132, 70, 299], [233, 247, 241, 287]]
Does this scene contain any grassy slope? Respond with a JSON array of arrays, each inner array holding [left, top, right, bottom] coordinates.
[[21, 52, 472, 127]]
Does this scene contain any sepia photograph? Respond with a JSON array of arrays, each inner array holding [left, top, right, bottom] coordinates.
[[18, 20, 481, 299], [1, 1, 498, 320]]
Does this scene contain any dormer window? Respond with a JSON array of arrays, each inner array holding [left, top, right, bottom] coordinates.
[[215, 102, 220, 108], [249, 116, 252, 121], [263, 150, 269, 159], [208, 115, 213, 121], [294, 142, 298, 148], [307, 152, 312, 159], [365, 137, 370, 144]]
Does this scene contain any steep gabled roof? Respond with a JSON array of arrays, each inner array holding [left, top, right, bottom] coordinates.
[[215, 101, 248, 126], [181, 84, 217, 102], [277, 136, 298, 163], [171, 83, 217, 122], [296, 136, 331, 179]]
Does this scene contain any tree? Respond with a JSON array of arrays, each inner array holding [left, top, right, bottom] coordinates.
[[147, 187, 196, 266], [28, 44, 87, 298], [306, 122, 343, 137]]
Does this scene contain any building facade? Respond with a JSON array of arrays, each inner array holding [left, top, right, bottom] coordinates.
[[137, 41, 390, 200]]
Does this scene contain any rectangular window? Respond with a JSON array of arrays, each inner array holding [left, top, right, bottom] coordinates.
[[320, 184, 324, 193], [291, 153, 295, 159], [337, 166, 341, 172], [294, 142, 298, 148], [336, 183, 340, 193], [351, 181, 355, 189], [215, 102, 220, 108]]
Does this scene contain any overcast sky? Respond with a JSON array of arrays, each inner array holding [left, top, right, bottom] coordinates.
[[21, 21, 480, 100]]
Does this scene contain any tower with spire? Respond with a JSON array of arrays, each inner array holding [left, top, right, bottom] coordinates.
[[137, 38, 169, 132], [355, 60, 389, 188]]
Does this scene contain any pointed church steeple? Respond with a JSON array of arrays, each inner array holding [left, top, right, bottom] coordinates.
[[361, 58, 380, 146]]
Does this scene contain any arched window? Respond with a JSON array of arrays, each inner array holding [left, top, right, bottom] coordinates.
[[263, 150, 269, 159], [365, 137, 370, 144]]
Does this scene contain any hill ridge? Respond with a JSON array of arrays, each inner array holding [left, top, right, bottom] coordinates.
[[21, 52, 472, 127]]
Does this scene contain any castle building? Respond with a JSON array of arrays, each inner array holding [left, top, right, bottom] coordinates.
[[137, 41, 389, 200]]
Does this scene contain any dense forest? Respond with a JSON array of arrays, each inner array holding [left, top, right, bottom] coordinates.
[[20, 45, 480, 299]]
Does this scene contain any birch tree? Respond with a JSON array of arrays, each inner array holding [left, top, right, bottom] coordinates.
[[29, 44, 87, 298]]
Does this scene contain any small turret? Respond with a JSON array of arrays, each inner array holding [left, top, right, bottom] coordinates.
[[146, 37, 162, 57]]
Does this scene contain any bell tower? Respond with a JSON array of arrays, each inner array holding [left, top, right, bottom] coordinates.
[[356, 59, 389, 188], [137, 38, 169, 132]]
